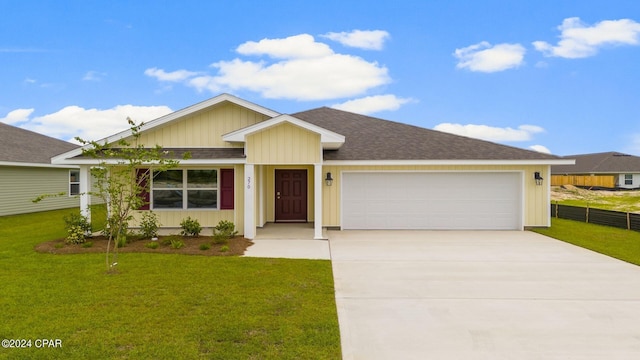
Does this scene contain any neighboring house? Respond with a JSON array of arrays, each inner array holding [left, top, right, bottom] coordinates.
[[52, 94, 573, 239], [0, 122, 80, 216], [551, 152, 640, 189]]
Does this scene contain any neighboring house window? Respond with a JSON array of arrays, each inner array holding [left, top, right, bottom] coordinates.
[[625, 174, 633, 185], [69, 170, 80, 196], [152, 169, 218, 209]]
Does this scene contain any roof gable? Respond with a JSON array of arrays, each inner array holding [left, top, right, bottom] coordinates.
[[0, 122, 78, 165], [223, 114, 345, 150], [293, 107, 564, 162], [53, 93, 280, 164]]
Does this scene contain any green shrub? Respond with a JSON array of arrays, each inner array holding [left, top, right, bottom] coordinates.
[[199, 243, 211, 251], [220, 245, 230, 252], [212, 220, 238, 244], [212, 232, 229, 245], [170, 239, 184, 249], [81, 241, 93, 248], [180, 216, 202, 237], [64, 213, 92, 233], [215, 220, 238, 237], [138, 211, 160, 238], [64, 213, 91, 244], [116, 234, 127, 248], [145, 241, 159, 249], [66, 224, 87, 244]]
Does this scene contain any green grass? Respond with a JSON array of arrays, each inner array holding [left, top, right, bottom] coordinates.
[[0, 209, 341, 359], [532, 218, 640, 266]]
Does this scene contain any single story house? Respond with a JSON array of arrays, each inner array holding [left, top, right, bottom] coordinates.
[[551, 152, 640, 189], [52, 94, 573, 239], [0, 122, 81, 216]]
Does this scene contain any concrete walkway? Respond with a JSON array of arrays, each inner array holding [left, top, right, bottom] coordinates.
[[329, 230, 640, 359], [243, 223, 330, 260]]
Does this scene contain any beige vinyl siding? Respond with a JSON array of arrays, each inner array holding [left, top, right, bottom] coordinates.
[[322, 165, 550, 228], [0, 166, 79, 216], [132, 210, 236, 229], [246, 123, 321, 164], [133, 102, 271, 147]]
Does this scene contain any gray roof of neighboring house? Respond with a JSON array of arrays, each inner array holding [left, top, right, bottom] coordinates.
[[0, 122, 79, 164], [551, 151, 640, 174], [292, 107, 561, 161]]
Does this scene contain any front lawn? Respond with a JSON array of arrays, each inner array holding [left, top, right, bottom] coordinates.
[[532, 218, 640, 266], [0, 208, 341, 359]]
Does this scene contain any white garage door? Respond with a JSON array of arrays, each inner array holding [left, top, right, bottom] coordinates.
[[341, 172, 522, 230]]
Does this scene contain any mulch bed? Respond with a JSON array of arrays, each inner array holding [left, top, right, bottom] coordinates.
[[35, 235, 253, 256]]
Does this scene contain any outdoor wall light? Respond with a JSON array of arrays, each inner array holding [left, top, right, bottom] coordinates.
[[325, 172, 333, 186], [534, 172, 544, 186]]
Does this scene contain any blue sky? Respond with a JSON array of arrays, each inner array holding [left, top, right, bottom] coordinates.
[[1, 0, 640, 156]]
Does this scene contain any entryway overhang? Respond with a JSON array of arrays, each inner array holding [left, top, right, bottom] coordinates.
[[225, 115, 340, 241], [222, 114, 345, 150]]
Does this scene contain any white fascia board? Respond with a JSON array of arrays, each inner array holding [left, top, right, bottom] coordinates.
[[0, 161, 79, 169], [52, 93, 281, 164], [323, 159, 576, 166], [223, 114, 345, 149]]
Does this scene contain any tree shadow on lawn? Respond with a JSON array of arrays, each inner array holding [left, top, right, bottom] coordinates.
[[35, 235, 253, 256]]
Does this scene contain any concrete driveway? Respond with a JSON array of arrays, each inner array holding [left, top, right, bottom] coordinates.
[[328, 230, 640, 359]]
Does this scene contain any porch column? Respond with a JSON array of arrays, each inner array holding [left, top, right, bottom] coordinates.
[[314, 163, 324, 239], [79, 165, 92, 222], [244, 164, 256, 239]]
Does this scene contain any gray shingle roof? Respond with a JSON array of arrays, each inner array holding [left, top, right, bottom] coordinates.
[[0, 122, 79, 164], [292, 107, 561, 161], [552, 152, 640, 174], [71, 148, 245, 160]]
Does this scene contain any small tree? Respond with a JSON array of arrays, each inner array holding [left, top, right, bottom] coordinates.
[[76, 118, 188, 273]]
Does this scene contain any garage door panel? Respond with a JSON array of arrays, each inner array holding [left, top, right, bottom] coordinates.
[[342, 172, 521, 230]]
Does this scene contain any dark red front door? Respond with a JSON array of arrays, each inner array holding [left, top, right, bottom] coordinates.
[[275, 169, 307, 222]]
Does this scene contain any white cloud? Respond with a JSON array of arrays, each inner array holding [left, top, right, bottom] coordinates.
[[236, 34, 333, 58], [529, 145, 551, 154], [331, 95, 413, 115], [321, 30, 390, 50], [11, 105, 172, 143], [454, 42, 526, 72], [144, 67, 199, 82], [82, 70, 106, 81], [433, 123, 544, 142], [0, 108, 34, 125], [533, 17, 640, 58], [145, 33, 391, 101]]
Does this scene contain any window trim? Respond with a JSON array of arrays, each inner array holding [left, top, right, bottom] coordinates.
[[69, 169, 80, 196], [624, 174, 633, 185], [151, 169, 219, 210]]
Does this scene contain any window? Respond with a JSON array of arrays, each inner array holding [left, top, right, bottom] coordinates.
[[152, 169, 218, 209], [625, 174, 633, 186], [69, 170, 80, 196]]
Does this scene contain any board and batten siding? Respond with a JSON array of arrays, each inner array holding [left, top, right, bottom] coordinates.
[[246, 123, 321, 164], [0, 166, 79, 216], [322, 165, 550, 228], [133, 102, 271, 148]]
